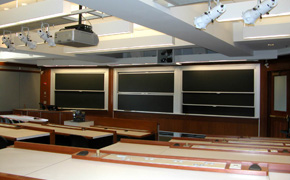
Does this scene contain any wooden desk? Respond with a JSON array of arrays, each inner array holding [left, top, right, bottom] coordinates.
[[100, 139, 290, 173], [205, 135, 290, 142], [19, 123, 113, 139], [28, 157, 269, 180], [169, 138, 290, 152], [169, 139, 290, 150], [0, 126, 50, 141], [13, 109, 73, 124], [89, 125, 154, 139], [92, 117, 159, 140], [102, 141, 169, 155], [0, 115, 48, 123], [162, 148, 290, 164], [0, 147, 70, 176], [64, 120, 94, 127], [170, 137, 290, 148], [0, 142, 286, 180]]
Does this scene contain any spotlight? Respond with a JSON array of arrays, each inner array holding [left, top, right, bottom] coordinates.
[[37, 23, 56, 47], [2, 30, 15, 51], [18, 27, 37, 49], [194, 0, 226, 30], [242, 0, 278, 25]]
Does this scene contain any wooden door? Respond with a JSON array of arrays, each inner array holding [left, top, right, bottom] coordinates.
[[269, 71, 290, 137]]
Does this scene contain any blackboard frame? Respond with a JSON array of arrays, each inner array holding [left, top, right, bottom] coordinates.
[[113, 65, 260, 118], [51, 69, 109, 110], [116, 70, 175, 113], [182, 69, 255, 117]]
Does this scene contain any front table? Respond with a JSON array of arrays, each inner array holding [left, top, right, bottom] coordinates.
[[64, 120, 94, 127]]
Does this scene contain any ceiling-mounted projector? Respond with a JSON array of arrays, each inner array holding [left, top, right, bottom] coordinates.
[[54, 24, 99, 47]]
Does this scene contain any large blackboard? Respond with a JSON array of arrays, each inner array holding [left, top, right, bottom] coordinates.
[[118, 73, 174, 92], [182, 69, 255, 117], [55, 74, 104, 90], [118, 95, 173, 113], [183, 70, 254, 92], [55, 91, 104, 109], [183, 105, 255, 117], [183, 93, 254, 106]]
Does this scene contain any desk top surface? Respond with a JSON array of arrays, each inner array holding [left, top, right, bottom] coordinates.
[[102, 142, 290, 164], [26, 157, 269, 180], [90, 125, 152, 137], [163, 148, 290, 164], [0, 145, 288, 180], [0, 147, 70, 176], [20, 123, 113, 139], [169, 139, 290, 149], [206, 136, 290, 142], [0, 115, 48, 122], [0, 127, 49, 140], [102, 142, 169, 154]]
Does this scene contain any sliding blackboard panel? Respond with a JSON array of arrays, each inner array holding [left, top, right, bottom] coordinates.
[[118, 73, 174, 92], [183, 93, 254, 106], [118, 95, 173, 113], [183, 105, 254, 117], [183, 70, 254, 92], [55, 91, 104, 109], [55, 74, 104, 90]]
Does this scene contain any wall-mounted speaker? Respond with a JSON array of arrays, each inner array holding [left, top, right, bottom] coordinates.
[[158, 49, 174, 64]]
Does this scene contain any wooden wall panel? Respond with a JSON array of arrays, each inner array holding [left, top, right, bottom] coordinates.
[[260, 55, 290, 137], [114, 111, 259, 136], [40, 111, 62, 124], [0, 111, 12, 115], [270, 117, 288, 138], [40, 68, 51, 106], [41, 59, 290, 137], [27, 111, 41, 118], [260, 61, 269, 137], [60, 112, 73, 124]]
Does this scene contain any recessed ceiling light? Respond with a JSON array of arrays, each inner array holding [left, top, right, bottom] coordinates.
[[21, 3, 28, 6], [4, 8, 9, 10]]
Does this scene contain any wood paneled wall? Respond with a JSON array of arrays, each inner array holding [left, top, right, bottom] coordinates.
[[40, 68, 51, 106], [42, 62, 281, 137], [260, 55, 290, 137], [114, 111, 258, 136]]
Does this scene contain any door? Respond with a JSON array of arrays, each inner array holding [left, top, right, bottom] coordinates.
[[269, 71, 290, 137]]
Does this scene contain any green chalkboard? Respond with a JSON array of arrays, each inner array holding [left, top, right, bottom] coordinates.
[[118, 73, 174, 92], [55, 91, 104, 109], [183, 70, 254, 92], [118, 95, 173, 113], [55, 74, 104, 90]]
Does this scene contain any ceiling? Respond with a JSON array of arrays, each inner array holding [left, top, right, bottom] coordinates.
[[0, 0, 290, 66]]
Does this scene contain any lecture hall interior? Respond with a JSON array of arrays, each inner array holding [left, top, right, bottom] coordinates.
[[0, 0, 290, 179]]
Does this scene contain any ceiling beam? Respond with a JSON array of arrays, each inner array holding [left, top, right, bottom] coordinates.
[[68, 0, 253, 57]]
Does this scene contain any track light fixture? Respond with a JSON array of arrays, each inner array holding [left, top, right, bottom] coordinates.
[[194, 0, 226, 30], [18, 27, 37, 49], [242, 0, 278, 25], [2, 30, 15, 51], [37, 23, 56, 47]]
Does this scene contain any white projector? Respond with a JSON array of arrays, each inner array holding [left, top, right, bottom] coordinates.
[[55, 25, 99, 47]]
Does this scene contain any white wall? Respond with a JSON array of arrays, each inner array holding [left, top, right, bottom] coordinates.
[[0, 71, 40, 111]]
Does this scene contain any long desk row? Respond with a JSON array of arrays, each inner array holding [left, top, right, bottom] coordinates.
[[0, 115, 48, 123], [1, 141, 287, 180], [9, 112, 158, 140], [0, 125, 49, 141], [0, 119, 155, 148], [0, 122, 116, 149]]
